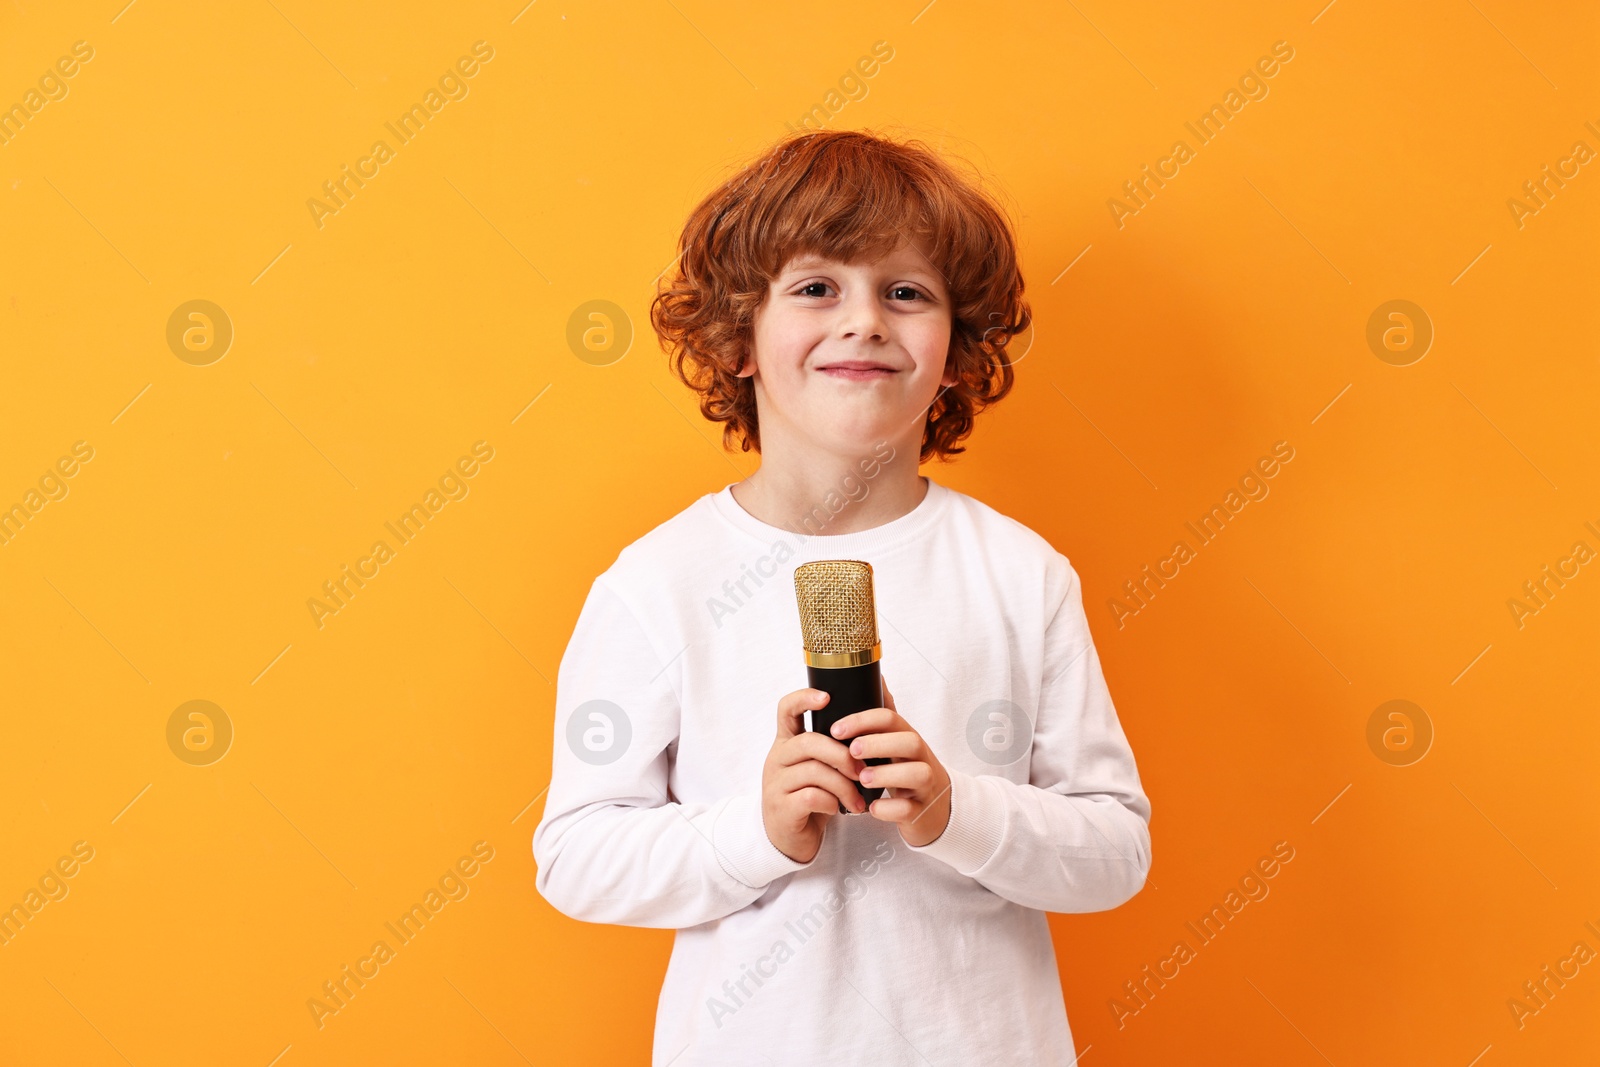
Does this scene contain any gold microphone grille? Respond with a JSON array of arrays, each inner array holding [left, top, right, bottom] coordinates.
[[793, 560, 879, 655]]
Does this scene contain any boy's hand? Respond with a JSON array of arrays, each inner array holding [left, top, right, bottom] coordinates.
[[829, 680, 952, 848], [762, 688, 867, 864]]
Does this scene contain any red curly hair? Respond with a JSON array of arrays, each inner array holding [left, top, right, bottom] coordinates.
[[649, 128, 1030, 464]]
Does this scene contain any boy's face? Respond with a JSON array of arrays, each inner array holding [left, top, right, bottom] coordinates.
[[739, 237, 956, 457]]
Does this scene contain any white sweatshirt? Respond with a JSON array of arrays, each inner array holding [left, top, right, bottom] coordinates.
[[532, 475, 1152, 1065]]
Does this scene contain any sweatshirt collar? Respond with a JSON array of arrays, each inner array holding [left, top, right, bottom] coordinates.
[[709, 475, 950, 558]]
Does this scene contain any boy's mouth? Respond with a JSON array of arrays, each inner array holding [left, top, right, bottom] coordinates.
[[818, 360, 897, 381]]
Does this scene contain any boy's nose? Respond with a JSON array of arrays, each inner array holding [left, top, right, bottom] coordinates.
[[836, 295, 889, 342]]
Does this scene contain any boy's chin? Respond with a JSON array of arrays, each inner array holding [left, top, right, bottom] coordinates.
[[804, 412, 903, 450], [772, 395, 924, 455]]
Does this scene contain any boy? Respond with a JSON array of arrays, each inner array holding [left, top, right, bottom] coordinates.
[[533, 129, 1151, 1064]]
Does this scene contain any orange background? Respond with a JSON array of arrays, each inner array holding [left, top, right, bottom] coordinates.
[[1, 1, 1595, 1063]]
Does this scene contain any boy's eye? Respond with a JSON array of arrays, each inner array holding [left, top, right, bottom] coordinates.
[[793, 283, 929, 301]]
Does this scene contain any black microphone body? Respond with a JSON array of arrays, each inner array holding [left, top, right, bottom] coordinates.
[[806, 659, 892, 809]]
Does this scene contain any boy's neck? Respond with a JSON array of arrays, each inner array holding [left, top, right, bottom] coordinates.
[[729, 443, 928, 537]]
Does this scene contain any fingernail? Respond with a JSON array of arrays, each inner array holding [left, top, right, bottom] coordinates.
[[830, 723, 844, 737], [860, 768, 873, 784], [849, 741, 862, 756]]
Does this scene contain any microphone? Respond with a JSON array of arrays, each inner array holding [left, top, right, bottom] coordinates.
[[793, 560, 893, 814]]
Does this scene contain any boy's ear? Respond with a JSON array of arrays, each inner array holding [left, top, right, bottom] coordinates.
[[939, 354, 958, 388]]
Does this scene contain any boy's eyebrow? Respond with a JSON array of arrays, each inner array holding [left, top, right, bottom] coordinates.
[[777, 256, 944, 283]]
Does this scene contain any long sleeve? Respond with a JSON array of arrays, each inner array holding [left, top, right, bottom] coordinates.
[[532, 577, 810, 929], [906, 554, 1152, 912]]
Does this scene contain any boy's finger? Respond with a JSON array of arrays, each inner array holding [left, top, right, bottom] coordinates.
[[777, 760, 866, 814], [825, 710, 902, 742], [776, 688, 829, 739], [846, 730, 922, 761], [776, 734, 863, 778], [866, 796, 915, 822], [791, 785, 847, 818], [859, 760, 933, 792]]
